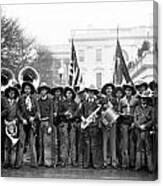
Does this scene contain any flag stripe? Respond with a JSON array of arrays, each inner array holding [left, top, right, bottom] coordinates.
[[68, 39, 83, 88]]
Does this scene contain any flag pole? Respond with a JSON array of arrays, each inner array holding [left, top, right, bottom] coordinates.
[[117, 25, 119, 41]]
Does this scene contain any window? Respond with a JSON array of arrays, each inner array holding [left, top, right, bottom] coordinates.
[[96, 48, 102, 62], [96, 72, 102, 89], [78, 50, 85, 62]]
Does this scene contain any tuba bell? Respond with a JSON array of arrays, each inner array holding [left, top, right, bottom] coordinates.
[[1, 68, 15, 92], [18, 66, 40, 89]]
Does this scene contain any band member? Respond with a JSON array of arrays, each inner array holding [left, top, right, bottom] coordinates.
[[2, 85, 19, 168], [59, 87, 78, 167], [135, 81, 148, 95], [114, 86, 124, 166], [75, 88, 87, 168], [119, 83, 138, 168], [149, 81, 158, 171], [51, 86, 64, 166], [38, 82, 57, 167], [16, 81, 40, 168], [1, 93, 7, 166], [133, 91, 154, 172], [80, 85, 103, 169], [101, 83, 118, 168]]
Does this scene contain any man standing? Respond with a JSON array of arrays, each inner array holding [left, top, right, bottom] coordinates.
[[134, 91, 154, 172], [119, 83, 138, 168], [38, 82, 57, 167], [80, 85, 103, 169], [51, 86, 64, 167], [2, 85, 19, 168], [59, 87, 78, 167], [101, 83, 118, 168], [17, 81, 40, 168]]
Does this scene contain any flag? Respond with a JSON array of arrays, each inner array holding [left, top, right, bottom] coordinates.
[[113, 32, 133, 85], [69, 39, 83, 88]]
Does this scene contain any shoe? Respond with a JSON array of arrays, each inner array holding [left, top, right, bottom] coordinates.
[[103, 162, 107, 168], [72, 162, 78, 167], [134, 167, 141, 171], [31, 164, 38, 168], [61, 162, 66, 168]]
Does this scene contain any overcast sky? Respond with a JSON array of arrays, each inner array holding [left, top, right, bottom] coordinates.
[[2, 1, 153, 46]]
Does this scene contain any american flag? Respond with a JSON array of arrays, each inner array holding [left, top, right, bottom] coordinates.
[[68, 39, 83, 88]]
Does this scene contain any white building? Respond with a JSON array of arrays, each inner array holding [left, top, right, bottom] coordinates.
[[48, 26, 155, 88]]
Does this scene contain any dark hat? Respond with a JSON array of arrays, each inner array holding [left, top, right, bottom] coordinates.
[[38, 82, 50, 94], [101, 83, 115, 95], [14, 83, 21, 90], [5, 86, 19, 99], [50, 86, 63, 95], [85, 84, 99, 95], [21, 81, 35, 94], [64, 86, 76, 99], [139, 90, 153, 100], [115, 86, 124, 96], [123, 82, 136, 95], [74, 86, 80, 93], [149, 81, 158, 91], [135, 80, 148, 90]]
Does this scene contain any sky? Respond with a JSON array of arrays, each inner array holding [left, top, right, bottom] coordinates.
[[2, 1, 153, 46]]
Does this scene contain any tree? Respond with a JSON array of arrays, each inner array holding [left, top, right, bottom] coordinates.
[[1, 15, 36, 75]]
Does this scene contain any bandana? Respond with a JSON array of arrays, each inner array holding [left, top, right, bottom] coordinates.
[[25, 95, 32, 111]]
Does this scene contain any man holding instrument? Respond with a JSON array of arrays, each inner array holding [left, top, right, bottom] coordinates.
[[80, 85, 103, 169]]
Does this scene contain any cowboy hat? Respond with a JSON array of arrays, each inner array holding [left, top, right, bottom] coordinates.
[[64, 86, 76, 99], [115, 86, 124, 96], [149, 80, 158, 91], [138, 90, 153, 100], [50, 86, 63, 95], [123, 82, 136, 95], [101, 83, 115, 95], [21, 81, 35, 94], [135, 80, 148, 90], [38, 82, 50, 94], [5, 86, 19, 99], [85, 84, 99, 95]]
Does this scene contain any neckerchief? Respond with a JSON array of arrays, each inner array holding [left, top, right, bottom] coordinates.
[[25, 95, 32, 111]]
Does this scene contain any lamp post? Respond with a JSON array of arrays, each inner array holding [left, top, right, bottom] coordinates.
[[58, 66, 64, 85]]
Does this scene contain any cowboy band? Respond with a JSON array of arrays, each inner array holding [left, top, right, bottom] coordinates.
[[1, 78, 158, 173]]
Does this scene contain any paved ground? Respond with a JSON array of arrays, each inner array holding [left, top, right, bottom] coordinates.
[[1, 166, 157, 180]]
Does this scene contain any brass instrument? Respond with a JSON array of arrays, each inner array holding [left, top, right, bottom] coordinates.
[[81, 105, 101, 130], [18, 66, 40, 89], [1, 68, 15, 91]]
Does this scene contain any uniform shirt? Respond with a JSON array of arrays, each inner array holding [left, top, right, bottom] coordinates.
[[38, 96, 53, 124], [1, 97, 18, 121], [120, 95, 138, 116], [80, 98, 101, 127], [134, 105, 154, 130], [53, 97, 64, 116], [17, 94, 40, 121], [102, 95, 117, 110], [60, 99, 78, 122]]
